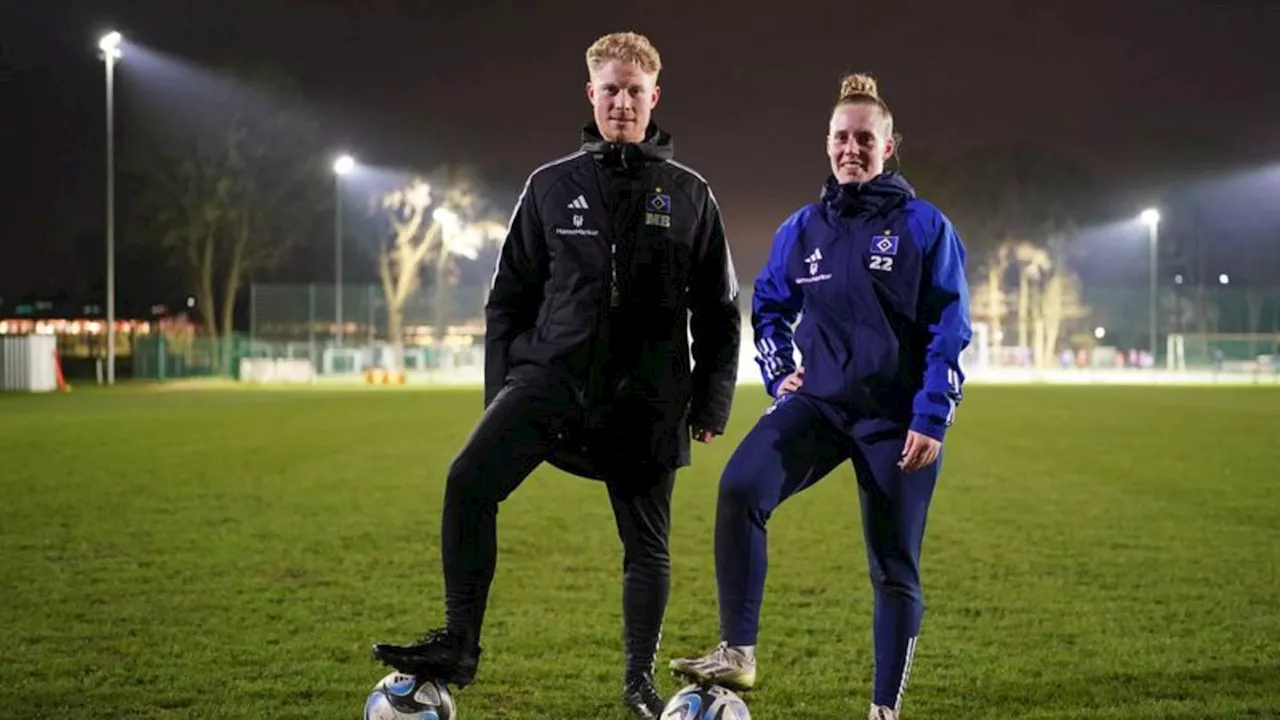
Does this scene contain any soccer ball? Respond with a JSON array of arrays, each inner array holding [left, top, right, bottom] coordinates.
[[363, 671, 456, 720], [661, 684, 751, 719]]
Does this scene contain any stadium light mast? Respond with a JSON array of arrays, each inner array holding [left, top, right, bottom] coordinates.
[[1140, 208, 1160, 365], [99, 31, 123, 385], [332, 154, 355, 347]]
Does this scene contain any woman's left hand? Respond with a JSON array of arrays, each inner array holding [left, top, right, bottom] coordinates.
[[898, 430, 942, 473]]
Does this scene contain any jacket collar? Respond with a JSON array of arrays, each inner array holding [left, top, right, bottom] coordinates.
[[820, 171, 916, 218], [580, 121, 674, 172]]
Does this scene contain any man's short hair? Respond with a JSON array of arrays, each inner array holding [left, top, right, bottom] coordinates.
[[585, 31, 662, 76]]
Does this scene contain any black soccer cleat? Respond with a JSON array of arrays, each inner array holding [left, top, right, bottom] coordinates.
[[622, 672, 667, 719], [371, 627, 482, 688]]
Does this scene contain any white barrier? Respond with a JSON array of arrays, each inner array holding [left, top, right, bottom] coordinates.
[[238, 358, 317, 385], [0, 335, 58, 393], [964, 366, 1280, 385]]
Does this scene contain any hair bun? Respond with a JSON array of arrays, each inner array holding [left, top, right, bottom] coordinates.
[[839, 72, 879, 100]]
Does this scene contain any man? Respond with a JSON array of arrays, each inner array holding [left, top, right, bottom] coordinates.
[[372, 31, 741, 719]]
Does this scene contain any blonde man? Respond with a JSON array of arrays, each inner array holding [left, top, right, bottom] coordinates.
[[373, 31, 741, 719]]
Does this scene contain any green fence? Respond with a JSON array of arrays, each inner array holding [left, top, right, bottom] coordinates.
[[235, 281, 1280, 373], [132, 334, 256, 381], [1172, 334, 1280, 371], [1077, 286, 1280, 366], [248, 282, 492, 347]]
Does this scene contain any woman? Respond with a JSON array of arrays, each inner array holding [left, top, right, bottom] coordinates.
[[669, 73, 972, 720]]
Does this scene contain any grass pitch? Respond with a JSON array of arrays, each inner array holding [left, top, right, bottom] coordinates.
[[1, 384, 1277, 719]]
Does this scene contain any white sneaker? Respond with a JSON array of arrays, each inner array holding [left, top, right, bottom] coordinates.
[[668, 642, 757, 691], [869, 704, 898, 720]]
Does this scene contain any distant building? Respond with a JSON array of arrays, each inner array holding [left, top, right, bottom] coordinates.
[[0, 297, 196, 361]]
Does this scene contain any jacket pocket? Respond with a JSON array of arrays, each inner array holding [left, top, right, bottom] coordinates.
[[851, 322, 900, 388], [632, 230, 689, 309]]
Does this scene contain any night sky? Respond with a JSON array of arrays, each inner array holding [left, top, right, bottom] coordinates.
[[3, 0, 1278, 312]]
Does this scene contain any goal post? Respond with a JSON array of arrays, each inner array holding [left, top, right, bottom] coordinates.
[[1166, 332, 1280, 374]]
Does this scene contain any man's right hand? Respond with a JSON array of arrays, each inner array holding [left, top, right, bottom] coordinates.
[[775, 366, 804, 396]]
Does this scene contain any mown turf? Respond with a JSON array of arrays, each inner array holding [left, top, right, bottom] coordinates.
[[1, 384, 1277, 719]]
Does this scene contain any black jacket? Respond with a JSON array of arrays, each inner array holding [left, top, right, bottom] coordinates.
[[484, 122, 741, 479]]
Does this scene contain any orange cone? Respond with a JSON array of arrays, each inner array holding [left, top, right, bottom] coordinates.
[[53, 350, 71, 392]]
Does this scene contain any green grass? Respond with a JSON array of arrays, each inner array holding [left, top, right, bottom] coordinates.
[[1, 384, 1277, 719]]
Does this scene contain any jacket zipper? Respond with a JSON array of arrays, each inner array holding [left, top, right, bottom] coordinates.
[[581, 168, 612, 410], [583, 163, 653, 409], [610, 242, 620, 308]]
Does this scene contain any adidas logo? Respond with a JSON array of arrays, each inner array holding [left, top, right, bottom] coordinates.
[[567, 195, 589, 210], [804, 248, 823, 264]]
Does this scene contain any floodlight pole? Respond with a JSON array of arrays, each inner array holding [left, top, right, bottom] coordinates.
[[335, 174, 343, 348], [104, 43, 118, 384], [1148, 220, 1159, 364]]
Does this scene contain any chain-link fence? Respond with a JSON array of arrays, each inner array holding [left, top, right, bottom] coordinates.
[[246, 282, 488, 377], [132, 335, 249, 381], [1079, 286, 1280, 347], [236, 280, 1279, 381], [965, 284, 1279, 377]]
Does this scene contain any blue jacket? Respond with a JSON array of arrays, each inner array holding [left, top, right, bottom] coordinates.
[[753, 172, 972, 441]]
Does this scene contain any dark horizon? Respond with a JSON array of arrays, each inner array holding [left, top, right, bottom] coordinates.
[[3, 0, 1279, 315]]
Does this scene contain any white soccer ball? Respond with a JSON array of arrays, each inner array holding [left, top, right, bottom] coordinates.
[[363, 671, 456, 720], [661, 683, 751, 719]]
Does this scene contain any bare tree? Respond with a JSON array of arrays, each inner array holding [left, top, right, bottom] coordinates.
[[125, 63, 325, 368], [907, 146, 1095, 368], [374, 168, 502, 367], [434, 217, 505, 334], [1034, 238, 1091, 368], [378, 179, 441, 364], [1013, 242, 1052, 353]]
